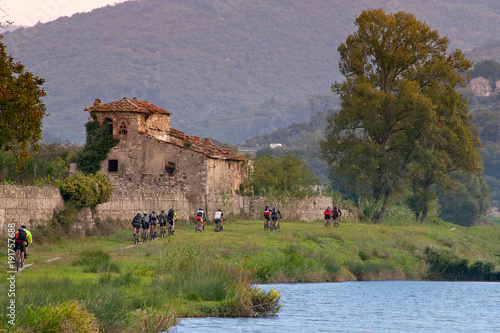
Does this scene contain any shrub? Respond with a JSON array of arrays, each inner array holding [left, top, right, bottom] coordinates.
[[423, 246, 500, 281], [58, 172, 113, 208], [19, 301, 99, 333], [73, 250, 120, 274]]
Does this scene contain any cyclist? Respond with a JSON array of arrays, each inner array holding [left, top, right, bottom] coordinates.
[[196, 208, 206, 232], [271, 205, 282, 229], [150, 210, 158, 239], [159, 210, 167, 236], [167, 208, 178, 235], [264, 204, 271, 229], [13, 227, 28, 267], [132, 212, 142, 241], [142, 212, 150, 240], [332, 204, 342, 226], [21, 225, 32, 259], [214, 208, 224, 232], [324, 207, 332, 227]]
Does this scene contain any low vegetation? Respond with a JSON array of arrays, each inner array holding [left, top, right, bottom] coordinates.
[[1, 211, 499, 332]]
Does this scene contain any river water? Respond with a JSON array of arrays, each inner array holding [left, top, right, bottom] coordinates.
[[172, 281, 500, 332]]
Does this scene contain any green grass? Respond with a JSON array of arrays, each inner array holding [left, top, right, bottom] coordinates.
[[1, 217, 500, 332]]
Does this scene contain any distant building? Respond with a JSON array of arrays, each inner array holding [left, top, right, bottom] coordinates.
[[85, 98, 246, 194], [270, 143, 283, 149], [469, 77, 491, 97]]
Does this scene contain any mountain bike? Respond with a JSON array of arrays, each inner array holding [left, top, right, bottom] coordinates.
[[134, 228, 140, 245], [15, 247, 24, 272], [160, 224, 167, 238], [214, 217, 225, 232], [142, 228, 149, 242], [333, 216, 340, 228], [150, 227, 156, 241]]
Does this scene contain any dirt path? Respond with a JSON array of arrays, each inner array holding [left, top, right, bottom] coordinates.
[[18, 256, 61, 272]]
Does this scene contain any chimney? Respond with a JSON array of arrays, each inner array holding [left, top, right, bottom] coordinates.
[[93, 98, 101, 106]]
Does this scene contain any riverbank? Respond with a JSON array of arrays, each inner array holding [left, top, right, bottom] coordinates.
[[1, 218, 500, 332]]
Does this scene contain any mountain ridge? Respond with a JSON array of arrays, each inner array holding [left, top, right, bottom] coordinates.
[[4, 0, 500, 143]]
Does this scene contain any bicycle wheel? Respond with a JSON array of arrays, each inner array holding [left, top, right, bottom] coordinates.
[[16, 249, 21, 272]]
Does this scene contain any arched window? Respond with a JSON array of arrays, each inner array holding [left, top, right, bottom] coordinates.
[[118, 121, 128, 136], [103, 118, 113, 135]]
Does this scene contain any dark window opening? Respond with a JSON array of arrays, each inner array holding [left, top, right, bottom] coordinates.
[[165, 162, 176, 176], [228, 162, 231, 169], [104, 118, 113, 135], [119, 121, 127, 135], [108, 159, 119, 172]]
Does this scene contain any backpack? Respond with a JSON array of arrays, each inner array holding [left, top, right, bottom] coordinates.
[[150, 213, 157, 222], [333, 206, 338, 212], [168, 209, 175, 220], [17, 229, 28, 243]]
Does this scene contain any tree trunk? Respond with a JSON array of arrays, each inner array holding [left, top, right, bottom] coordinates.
[[421, 206, 428, 223], [375, 191, 390, 224]]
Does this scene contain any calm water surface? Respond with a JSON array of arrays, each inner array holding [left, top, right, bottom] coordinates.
[[172, 281, 500, 332]]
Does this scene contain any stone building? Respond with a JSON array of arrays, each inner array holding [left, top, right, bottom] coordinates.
[[469, 77, 491, 97], [85, 98, 246, 194]]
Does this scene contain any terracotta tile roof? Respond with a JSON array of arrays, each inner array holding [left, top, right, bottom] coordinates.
[[169, 128, 245, 161], [85, 97, 171, 115]]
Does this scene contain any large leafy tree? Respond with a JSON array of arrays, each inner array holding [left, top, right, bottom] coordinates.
[[0, 35, 46, 162], [241, 153, 317, 199], [321, 9, 481, 223]]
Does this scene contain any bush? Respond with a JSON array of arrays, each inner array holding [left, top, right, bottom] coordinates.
[[58, 172, 113, 208], [18, 301, 99, 333], [423, 246, 500, 281], [73, 250, 120, 273]]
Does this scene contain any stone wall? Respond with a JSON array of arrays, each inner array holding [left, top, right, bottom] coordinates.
[[0, 185, 64, 231], [96, 189, 346, 223], [0, 185, 350, 233]]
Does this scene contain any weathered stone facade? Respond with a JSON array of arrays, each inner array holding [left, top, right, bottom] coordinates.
[[85, 98, 246, 194]]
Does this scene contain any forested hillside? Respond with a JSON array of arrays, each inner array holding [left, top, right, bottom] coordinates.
[[3, 0, 500, 143]]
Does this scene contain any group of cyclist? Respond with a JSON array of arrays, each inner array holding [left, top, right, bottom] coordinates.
[[131, 203, 341, 243], [132, 207, 226, 242], [324, 204, 342, 227], [263, 204, 282, 230], [132, 208, 178, 242], [195, 208, 225, 232]]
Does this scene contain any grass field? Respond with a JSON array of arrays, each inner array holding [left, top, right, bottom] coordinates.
[[1, 216, 500, 332]]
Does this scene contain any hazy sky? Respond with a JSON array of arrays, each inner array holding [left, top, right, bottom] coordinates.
[[2, 0, 127, 26]]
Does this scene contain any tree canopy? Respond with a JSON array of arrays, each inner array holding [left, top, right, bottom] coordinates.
[[321, 9, 482, 223], [241, 153, 318, 199], [0, 35, 46, 162]]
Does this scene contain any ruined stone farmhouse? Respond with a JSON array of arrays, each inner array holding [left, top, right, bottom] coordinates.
[[85, 98, 246, 194]]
